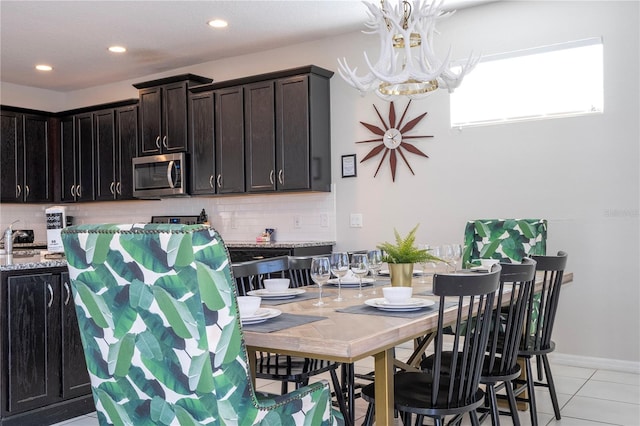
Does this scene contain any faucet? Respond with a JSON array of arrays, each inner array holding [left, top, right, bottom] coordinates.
[[2, 220, 26, 254]]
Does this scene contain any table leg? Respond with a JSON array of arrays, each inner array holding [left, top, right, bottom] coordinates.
[[247, 350, 257, 388], [374, 348, 395, 426]]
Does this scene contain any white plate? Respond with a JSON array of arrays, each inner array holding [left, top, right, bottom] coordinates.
[[241, 308, 282, 324], [379, 268, 423, 276], [327, 277, 374, 287], [365, 298, 435, 312], [246, 288, 306, 299]]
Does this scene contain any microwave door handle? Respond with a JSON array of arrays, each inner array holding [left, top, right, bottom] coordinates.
[[167, 160, 177, 188]]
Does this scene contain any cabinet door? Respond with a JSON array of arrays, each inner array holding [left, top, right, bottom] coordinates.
[[275, 76, 311, 191], [215, 87, 245, 193], [115, 105, 138, 200], [60, 272, 91, 399], [22, 114, 50, 202], [189, 91, 216, 194], [60, 116, 77, 202], [244, 81, 276, 192], [94, 109, 117, 201], [163, 82, 189, 153], [138, 87, 162, 155], [75, 113, 95, 201], [6, 273, 60, 413], [0, 110, 22, 202]]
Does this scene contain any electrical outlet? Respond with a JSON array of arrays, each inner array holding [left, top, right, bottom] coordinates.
[[320, 213, 329, 228], [293, 215, 301, 229], [350, 213, 363, 228]]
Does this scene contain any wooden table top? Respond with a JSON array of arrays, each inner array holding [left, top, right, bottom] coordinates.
[[243, 271, 574, 363]]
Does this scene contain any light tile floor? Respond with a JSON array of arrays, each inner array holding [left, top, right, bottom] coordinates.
[[52, 348, 640, 426]]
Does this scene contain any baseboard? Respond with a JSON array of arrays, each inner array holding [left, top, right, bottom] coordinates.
[[550, 352, 640, 374]]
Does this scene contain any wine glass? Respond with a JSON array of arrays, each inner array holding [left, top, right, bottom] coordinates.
[[440, 244, 454, 272], [310, 257, 331, 306], [367, 249, 383, 295], [418, 244, 430, 283], [351, 253, 369, 298], [329, 252, 349, 302], [451, 243, 463, 272]]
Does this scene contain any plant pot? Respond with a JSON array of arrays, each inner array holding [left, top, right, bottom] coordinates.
[[388, 263, 414, 287]]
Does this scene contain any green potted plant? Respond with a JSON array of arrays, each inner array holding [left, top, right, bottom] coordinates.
[[377, 224, 443, 287]]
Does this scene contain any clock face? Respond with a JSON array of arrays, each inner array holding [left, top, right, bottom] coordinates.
[[383, 128, 402, 149], [357, 101, 433, 182]]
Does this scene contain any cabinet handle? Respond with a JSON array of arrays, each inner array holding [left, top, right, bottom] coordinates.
[[116, 182, 122, 195], [47, 283, 54, 308], [209, 175, 214, 189], [162, 136, 168, 149], [16, 185, 21, 198], [216, 174, 222, 188], [278, 169, 284, 185], [269, 170, 274, 185], [110, 182, 115, 195], [77, 185, 82, 198], [70, 185, 76, 197], [64, 281, 71, 305], [25, 185, 30, 198], [155, 136, 161, 149]]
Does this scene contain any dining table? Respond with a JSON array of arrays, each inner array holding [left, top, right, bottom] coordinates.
[[241, 269, 574, 425]]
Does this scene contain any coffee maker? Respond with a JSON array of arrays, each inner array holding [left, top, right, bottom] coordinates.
[[45, 205, 68, 253]]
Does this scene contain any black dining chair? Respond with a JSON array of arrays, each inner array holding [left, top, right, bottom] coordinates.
[[231, 256, 352, 425], [361, 267, 501, 426], [474, 258, 537, 426], [507, 251, 568, 426]]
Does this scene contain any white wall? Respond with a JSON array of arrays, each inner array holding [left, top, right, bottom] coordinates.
[[1, 1, 638, 367]]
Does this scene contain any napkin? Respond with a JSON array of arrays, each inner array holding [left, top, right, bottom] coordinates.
[[339, 270, 359, 283]]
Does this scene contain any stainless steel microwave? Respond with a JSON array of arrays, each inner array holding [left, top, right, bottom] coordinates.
[[132, 153, 187, 198]]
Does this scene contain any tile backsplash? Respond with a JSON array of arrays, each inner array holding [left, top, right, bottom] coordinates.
[[0, 189, 336, 243]]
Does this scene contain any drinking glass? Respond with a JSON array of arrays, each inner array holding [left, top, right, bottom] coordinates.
[[418, 244, 430, 283], [310, 257, 331, 306], [441, 244, 454, 272], [451, 243, 463, 272], [329, 252, 349, 302], [351, 253, 369, 298], [367, 249, 383, 295]]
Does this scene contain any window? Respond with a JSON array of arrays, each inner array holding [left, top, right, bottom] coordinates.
[[450, 38, 603, 128]]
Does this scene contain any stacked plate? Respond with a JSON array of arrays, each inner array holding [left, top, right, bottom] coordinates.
[[364, 298, 435, 312], [240, 308, 282, 325], [247, 288, 305, 299], [327, 277, 374, 288]]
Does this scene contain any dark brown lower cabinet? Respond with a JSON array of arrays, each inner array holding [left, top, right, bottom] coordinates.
[[1, 268, 93, 425]]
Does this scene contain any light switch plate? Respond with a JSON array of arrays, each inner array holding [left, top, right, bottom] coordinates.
[[350, 213, 363, 228]]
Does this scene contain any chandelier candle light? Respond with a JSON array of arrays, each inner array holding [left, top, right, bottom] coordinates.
[[338, 0, 480, 98]]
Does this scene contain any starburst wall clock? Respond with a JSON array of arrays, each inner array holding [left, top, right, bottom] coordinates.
[[357, 100, 432, 182]]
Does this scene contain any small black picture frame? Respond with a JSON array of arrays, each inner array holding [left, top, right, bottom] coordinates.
[[341, 154, 357, 178]]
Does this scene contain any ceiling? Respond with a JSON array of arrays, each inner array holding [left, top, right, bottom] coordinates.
[[1, 0, 493, 93]]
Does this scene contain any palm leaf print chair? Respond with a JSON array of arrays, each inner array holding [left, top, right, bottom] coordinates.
[[462, 219, 547, 268], [61, 223, 342, 426]]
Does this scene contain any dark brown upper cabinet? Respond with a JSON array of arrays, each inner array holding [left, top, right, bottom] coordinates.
[[134, 74, 212, 156], [189, 65, 333, 196], [1, 108, 52, 203]]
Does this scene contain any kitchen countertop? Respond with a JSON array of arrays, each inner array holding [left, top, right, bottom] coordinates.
[[224, 241, 335, 249], [0, 241, 335, 271]]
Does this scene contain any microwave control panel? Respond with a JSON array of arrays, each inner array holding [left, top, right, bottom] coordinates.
[[150, 215, 200, 225]]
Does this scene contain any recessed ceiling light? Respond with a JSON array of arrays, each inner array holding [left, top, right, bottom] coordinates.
[[207, 19, 228, 28], [108, 46, 127, 53], [35, 64, 53, 71]]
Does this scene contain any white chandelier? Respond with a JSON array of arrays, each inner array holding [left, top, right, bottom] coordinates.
[[338, 0, 480, 99]]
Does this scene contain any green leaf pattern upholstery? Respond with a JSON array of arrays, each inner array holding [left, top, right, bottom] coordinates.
[[462, 219, 547, 267], [62, 223, 342, 426], [462, 219, 547, 336]]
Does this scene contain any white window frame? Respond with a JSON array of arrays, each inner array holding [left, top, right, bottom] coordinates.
[[450, 37, 604, 128]]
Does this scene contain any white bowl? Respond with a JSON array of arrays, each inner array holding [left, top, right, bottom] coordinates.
[[480, 259, 500, 270], [383, 287, 413, 304], [237, 296, 261, 317], [263, 278, 290, 293]]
